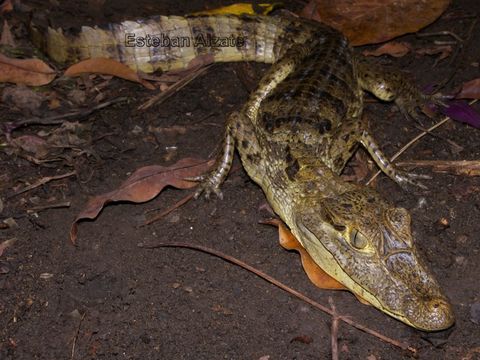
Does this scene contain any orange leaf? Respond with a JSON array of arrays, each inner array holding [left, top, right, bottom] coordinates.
[[0, 54, 56, 86], [300, 0, 451, 46], [263, 218, 346, 290], [362, 41, 412, 58], [456, 78, 480, 100], [263, 218, 371, 305], [70, 158, 214, 244], [64, 58, 155, 90]]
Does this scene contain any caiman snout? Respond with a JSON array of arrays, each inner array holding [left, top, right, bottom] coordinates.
[[405, 297, 454, 331]]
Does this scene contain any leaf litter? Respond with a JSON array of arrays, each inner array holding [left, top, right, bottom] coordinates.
[[70, 158, 214, 244]]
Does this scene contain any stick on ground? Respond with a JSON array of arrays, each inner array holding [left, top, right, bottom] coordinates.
[[139, 241, 417, 354]]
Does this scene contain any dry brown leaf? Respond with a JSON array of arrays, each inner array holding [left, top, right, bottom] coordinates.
[[70, 158, 214, 244], [11, 135, 49, 158], [1, 86, 46, 115], [263, 218, 346, 290], [300, 0, 451, 46], [362, 41, 412, 57], [64, 58, 155, 90], [456, 78, 480, 100], [415, 44, 453, 61], [0, 54, 56, 86], [9, 122, 91, 161]]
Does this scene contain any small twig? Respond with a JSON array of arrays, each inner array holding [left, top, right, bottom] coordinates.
[[70, 312, 86, 360], [1, 97, 127, 136], [27, 201, 71, 213], [366, 99, 478, 186], [8, 171, 76, 198], [142, 192, 195, 225], [397, 160, 480, 176], [138, 65, 213, 110], [139, 241, 416, 354], [416, 30, 464, 43], [329, 297, 340, 360]]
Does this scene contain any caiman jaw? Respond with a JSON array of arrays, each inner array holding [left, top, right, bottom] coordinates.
[[291, 191, 455, 331]]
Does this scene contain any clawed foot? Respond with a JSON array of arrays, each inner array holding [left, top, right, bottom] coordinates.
[[397, 90, 448, 123], [185, 174, 224, 200], [394, 170, 431, 190]]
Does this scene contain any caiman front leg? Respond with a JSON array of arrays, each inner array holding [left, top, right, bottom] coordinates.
[[192, 112, 238, 199], [356, 59, 441, 121], [360, 129, 429, 189]]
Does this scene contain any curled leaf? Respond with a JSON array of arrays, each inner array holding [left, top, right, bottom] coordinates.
[[70, 158, 214, 244], [64, 58, 155, 90], [0, 54, 56, 86], [456, 78, 480, 100]]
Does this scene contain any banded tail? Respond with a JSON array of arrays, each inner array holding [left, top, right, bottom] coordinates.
[[31, 14, 317, 73]]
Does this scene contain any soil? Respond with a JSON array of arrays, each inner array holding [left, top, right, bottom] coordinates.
[[1, 0, 479, 359]]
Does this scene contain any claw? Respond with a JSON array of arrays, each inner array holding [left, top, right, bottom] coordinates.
[[191, 174, 224, 200], [396, 89, 447, 122]]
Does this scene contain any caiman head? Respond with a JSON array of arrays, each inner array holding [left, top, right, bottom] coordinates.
[[291, 187, 454, 331]]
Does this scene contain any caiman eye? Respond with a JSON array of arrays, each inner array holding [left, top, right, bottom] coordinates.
[[350, 229, 368, 249]]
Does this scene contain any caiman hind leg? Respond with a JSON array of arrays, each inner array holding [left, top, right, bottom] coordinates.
[[192, 111, 239, 199], [356, 59, 441, 121], [192, 109, 265, 198]]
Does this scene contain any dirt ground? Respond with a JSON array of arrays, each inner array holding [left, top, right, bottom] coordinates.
[[1, 0, 479, 359]]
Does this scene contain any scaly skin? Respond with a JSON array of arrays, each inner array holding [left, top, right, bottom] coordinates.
[[37, 13, 454, 330]]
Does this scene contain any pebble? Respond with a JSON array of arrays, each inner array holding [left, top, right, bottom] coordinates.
[[470, 303, 480, 325]]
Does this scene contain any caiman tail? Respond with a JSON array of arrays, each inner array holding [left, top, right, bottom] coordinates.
[[30, 15, 316, 73]]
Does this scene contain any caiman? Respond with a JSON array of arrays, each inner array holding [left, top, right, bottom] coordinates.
[[33, 12, 455, 331]]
